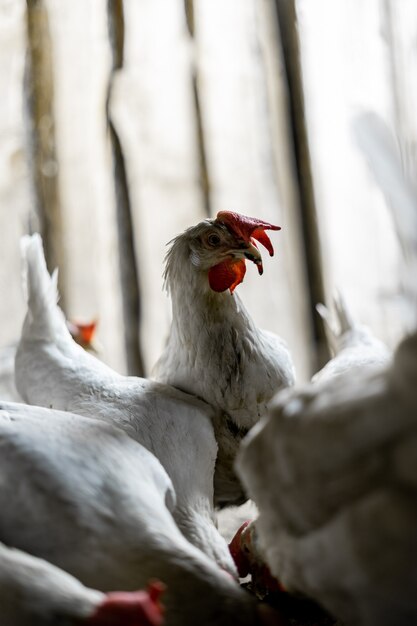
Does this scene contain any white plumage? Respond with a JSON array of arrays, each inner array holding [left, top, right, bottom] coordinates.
[[0, 344, 21, 402], [0, 401, 260, 626], [0, 541, 104, 626], [0, 541, 163, 626], [238, 343, 417, 625], [228, 290, 391, 594]]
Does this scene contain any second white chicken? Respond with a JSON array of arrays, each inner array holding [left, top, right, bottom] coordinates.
[[15, 235, 235, 577]]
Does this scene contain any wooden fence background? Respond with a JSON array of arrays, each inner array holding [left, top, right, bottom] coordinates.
[[1, 0, 415, 385]]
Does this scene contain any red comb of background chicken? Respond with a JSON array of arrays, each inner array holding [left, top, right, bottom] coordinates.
[[77, 321, 97, 344], [229, 520, 251, 577], [66, 320, 97, 350], [229, 521, 284, 595], [216, 211, 281, 257], [86, 581, 165, 626]]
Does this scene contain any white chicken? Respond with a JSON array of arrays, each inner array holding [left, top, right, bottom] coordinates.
[[313, 290, 391, 384], [14, 235, 235, 577], [237, 339, 417, 625], [0, 541, 164, 626], [228, 292, 391, 595], [236, 114, 417, 626], [154, 211, 295, 506], [0, 401, 269, 626]]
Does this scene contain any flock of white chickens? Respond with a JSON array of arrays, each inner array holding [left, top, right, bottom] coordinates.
[[1, 114, 416, 626]]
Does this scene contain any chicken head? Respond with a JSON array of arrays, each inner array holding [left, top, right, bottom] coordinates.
[[165, 211, 281, 294]]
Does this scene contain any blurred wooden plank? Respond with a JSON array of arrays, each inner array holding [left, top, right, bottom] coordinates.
[[184, 0, 211, 216], [380, 0, 417, 313], [384, 0, 417, 156], [107, 0, 144, 377], [273, 0, 329, 370], [26, 0, 65, 291], [44, 0, 127, 373], [193, 0, 313, 380], [110, 0, 206, 373], [297, 0, 404, 350], [0, 0, 32, 348]]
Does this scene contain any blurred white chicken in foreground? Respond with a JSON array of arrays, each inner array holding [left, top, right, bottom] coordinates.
[[15, 235, 235, 577], [229, 290, 391, 594], [154, 211, 295, 507], [0, 542, 164, 626], [0, 401, 265, 626], [236, 113, 417, 626]]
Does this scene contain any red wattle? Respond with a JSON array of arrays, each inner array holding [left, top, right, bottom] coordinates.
[[208, 259, 246, 293]]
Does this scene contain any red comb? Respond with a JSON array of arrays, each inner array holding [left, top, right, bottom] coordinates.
[[67, 320, 97, 345], [77, 321, 97, 344], [228, 520, 251, 577], [216, 211, 281, 256], [86, 582, 165, 626], [147, 581, 165, 606]]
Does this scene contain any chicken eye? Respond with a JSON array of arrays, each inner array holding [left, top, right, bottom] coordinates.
[[207, 233, 221, 246]]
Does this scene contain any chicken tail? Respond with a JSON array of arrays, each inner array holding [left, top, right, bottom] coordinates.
[[20, 234, 71, 343], [316, 291, 355, 354]]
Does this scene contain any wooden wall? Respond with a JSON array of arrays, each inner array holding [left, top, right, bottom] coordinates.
[[1, 0, 415, 385]]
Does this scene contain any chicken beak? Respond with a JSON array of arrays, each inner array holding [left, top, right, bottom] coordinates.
[[233, 242, 264, 275]]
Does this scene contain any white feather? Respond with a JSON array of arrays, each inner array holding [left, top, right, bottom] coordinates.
[[0, 402, 258, 626]]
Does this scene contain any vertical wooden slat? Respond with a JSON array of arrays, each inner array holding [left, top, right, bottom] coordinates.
[[26, 0, 65, 304], [44, 0, 127, 373], [382, 0, 405, 141], [107, 0, 144, 376], [258, 0, 315, 375], [273, 0, 329, 370], [184, 0, 211, 217], [383, 0, 417, 161], [109, 0, 206, 373], [193, 0, 313, 380]]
